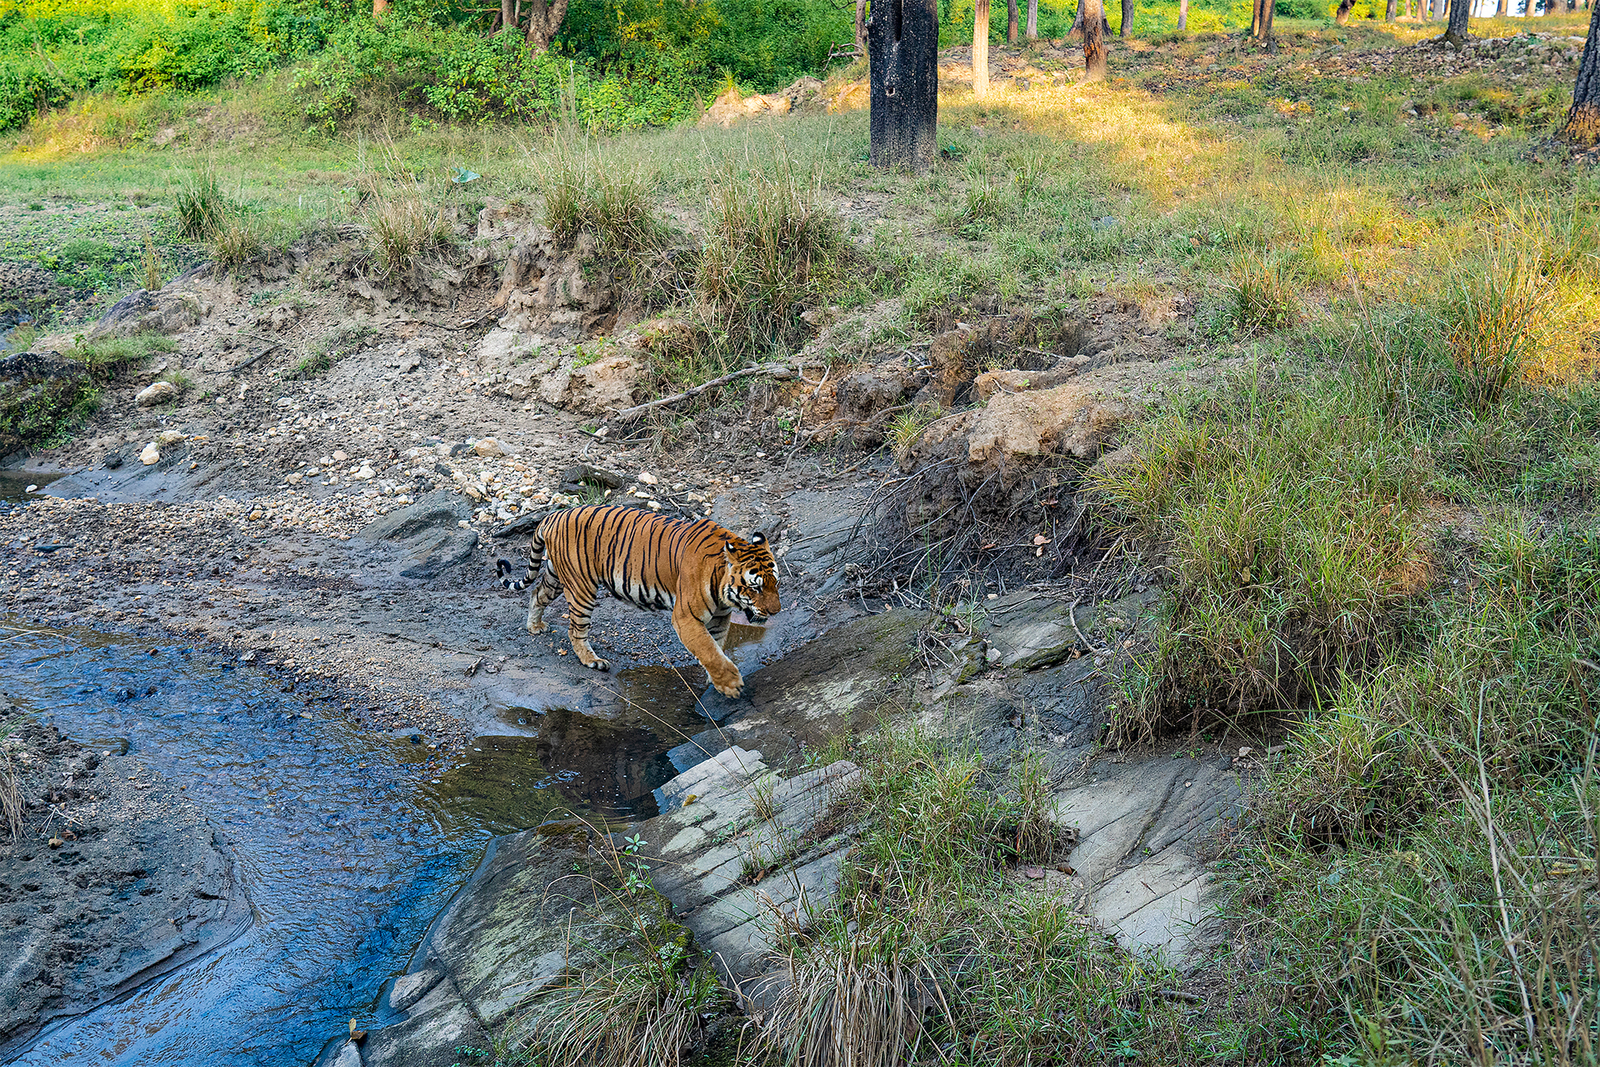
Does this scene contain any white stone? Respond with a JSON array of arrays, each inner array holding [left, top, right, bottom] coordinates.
[[473, 437, 505, 457], [139, 443, 161, 465], [355, 466, 376, 480], [135, 381, 177, 407], [637, 470, 659, 485], [155, 429, 185, 446], [333, 450, 349, 462]]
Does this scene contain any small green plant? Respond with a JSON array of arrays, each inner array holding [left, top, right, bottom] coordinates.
[[886, 402, 944, 461], [141, 230, 165, 292], [747, 772, 779, 823]]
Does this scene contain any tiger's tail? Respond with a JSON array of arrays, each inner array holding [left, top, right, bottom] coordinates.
[[496, 523, 548, 591]]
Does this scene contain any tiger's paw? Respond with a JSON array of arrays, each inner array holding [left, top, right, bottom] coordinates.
[[585, 657, 611, 672], [527, 620, 550, 634], [711, 671, 744, 698]]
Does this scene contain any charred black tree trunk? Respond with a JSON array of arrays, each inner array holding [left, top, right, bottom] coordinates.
[[1082, 0, 1108, 76], [1561, 0, 1600, 144], [1335, 0, 1353, 23], [1441, 0, 1470, 45], [869, 0, 939, 172]]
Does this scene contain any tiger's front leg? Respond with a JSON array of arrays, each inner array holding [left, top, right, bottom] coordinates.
[[672, 605, 743, 697]]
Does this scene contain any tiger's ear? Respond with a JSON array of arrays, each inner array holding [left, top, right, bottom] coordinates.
[[749, 532, 766, 546]]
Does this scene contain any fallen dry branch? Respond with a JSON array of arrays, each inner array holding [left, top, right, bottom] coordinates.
[[606, 362, 796, 425]]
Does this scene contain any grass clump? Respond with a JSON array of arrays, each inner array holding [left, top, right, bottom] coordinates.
[[695, 163, 847, 361], [1092, 367, 1431, 741], [1437, 248, 1557, 413], [364, 184, 453, 279], [174, 170, 266, 273], [539, 146, 674, 288], [760, 728, 1191, 1067], [1222, 252, 1298, 336]]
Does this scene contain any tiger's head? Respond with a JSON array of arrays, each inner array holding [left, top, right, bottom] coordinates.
[[721, 532, 781, 623]]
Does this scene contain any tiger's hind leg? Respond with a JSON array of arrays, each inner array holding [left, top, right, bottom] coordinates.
[[564, 583, 610, 672], [526, 568, 563, 635]]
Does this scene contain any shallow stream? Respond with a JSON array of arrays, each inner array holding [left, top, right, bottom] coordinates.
[[2, 620, 695, 1066]]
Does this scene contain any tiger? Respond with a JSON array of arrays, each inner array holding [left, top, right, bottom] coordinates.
[[495, 504, 780, 698]]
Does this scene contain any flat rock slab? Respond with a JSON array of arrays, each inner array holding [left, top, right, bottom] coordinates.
[[0, 702, 251, 1060], [1054, 754, 1242, 968], [349, 826, 635, 1067], [639, 749, 861, 1005]]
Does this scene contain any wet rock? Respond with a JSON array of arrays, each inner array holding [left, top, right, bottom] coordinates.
[[355, 828, 632, 1067], [139, 442, 161, 465], [87, 288, 203, 340], [134, 380, 177, 407], [0, 699, 252, 1060], [639, 750, 861, 1005], [359, 489, 479, 581]]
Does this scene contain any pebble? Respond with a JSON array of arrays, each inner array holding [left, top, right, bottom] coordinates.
[[155, 430, 185, 446], [637, 470, 659, 485], [333, 450, 349, 462], [473, 438, 505, 457], [139, 443, 161, 465]]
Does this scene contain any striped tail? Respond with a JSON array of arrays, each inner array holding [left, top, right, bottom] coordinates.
[[496, 527, 546, 591]]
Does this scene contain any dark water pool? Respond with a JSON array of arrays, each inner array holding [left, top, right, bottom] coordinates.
[[0, 471, 64, 503], [1, 620, 683, 1066]]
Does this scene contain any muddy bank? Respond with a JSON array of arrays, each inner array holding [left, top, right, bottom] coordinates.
[[0, 692, 251, 1060]]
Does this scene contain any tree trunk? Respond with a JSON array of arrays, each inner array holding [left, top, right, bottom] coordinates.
[[1561, 0, 1600, 143], [1120, 0, 1133, 35], [1250, 0, 1275, 43], [1386, 0, 1397, 19], [974, 0, 990, 95], [1495, 0, 1507, 17], [1336, 0, 1353, 22], [1082, 0, 1108, 76], [1178, 0, 1188, 28], [1027, 0, 1039, 38], [1442, 0, 1470, 42], [373, 0, 388, 15], [857, 0, 869, 56], [1068, 1, 1111, 37], [1008, 0, 1020, 43], [869, 0, 939, 171], [524, 0, 568, 50]]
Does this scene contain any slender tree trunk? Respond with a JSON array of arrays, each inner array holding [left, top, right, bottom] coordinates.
[[857, 0, 869, 55], [1336, 0, 1353, 22], [1008, 0, 1020, 43], [1178, 0, 1188, 28], [1250, 0, 1276, 45], [1562, 0, 1600, 143], [1068, 1, 1111, 36], [373, 0, 388, 15], [1081, 0, 1108, 76], [1442, 0, 1471, 42], [497, 0, 515, 32], [1120, 0, 1133, 35], [1386, 0, 1397, 19], [1027, 0, 1039, 38], [974, 0, 990, 95], [1496, 0, 1507, 16]]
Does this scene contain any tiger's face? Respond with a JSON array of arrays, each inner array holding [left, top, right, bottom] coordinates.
[[723, 533, 781, 623]]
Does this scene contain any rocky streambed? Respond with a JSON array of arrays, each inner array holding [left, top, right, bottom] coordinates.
[[1, 200, 1258, 1065]]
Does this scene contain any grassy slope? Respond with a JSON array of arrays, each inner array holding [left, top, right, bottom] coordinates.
[[4, 9, 1600, 1064]]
